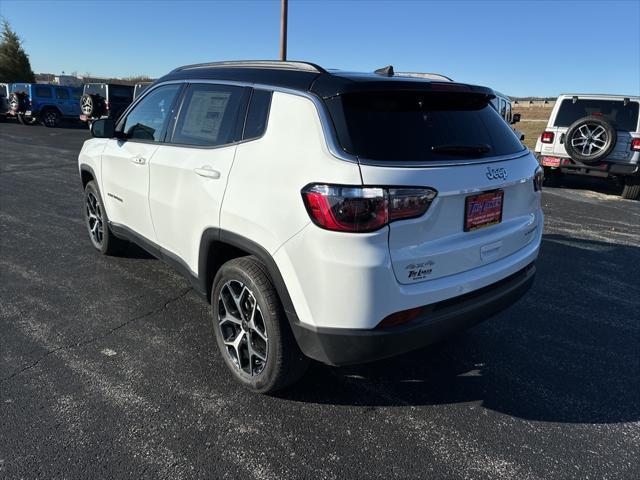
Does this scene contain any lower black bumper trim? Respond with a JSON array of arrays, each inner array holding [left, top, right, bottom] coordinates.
[[290, 262, 536, 366]]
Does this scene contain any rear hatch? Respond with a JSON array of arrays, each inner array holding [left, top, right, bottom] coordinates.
[[325, 88, 540, 284], [544, 97, 640, 161]]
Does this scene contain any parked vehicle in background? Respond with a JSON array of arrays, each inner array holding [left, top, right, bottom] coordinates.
[[79, 83, 134, 126], [79, 60, 543, 393], [0, 83, 9, 121], [8, 83, 82, 127], [535, 94, 640, 199], [491, 91, 524, 142], [133, 82, 152, 99]]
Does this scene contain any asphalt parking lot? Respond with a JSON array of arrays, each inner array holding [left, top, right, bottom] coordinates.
[[1, 121, 639, 480]]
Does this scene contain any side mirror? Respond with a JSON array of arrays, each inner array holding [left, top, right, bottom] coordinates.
[[90, 118, 115, 138], [511, 113, 521, 124]]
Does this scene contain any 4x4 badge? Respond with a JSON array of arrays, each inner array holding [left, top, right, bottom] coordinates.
[[486, 166, 508, 180]]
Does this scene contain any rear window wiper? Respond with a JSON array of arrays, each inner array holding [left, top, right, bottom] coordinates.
[[430, 144, 491, 155]]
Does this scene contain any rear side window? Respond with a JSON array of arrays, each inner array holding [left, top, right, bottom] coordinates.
[[326, 91, 524, 162], [243, 89, 272, 140], [171, 83, 249, 147], [71, 89, 82, 100], [56, 88, 70, 100], [35, 86, 52, 98], [554, 99, 640, 131], [109, 85, 134, 102], [121, 84, 181, 142]]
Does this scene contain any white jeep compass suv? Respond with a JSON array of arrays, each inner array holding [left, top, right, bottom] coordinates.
[[79, 61, 543, 393]]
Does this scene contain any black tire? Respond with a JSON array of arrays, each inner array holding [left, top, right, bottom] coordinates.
[[211, 256, 309, 393], [621, 177, 640, 200], [40, 108, 61, 128], [8, 92, 28, 113], [564, 116, 616, 165], [83, 181, 128, 255], [81, 93, 104, 118]]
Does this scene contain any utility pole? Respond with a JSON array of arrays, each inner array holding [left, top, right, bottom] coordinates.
[[280, 0, 288, 61]]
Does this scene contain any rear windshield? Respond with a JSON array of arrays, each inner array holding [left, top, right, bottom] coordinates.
[[554, 99, 639, 131], [325, 91, 524, 162], [109, 85, 134, 101], [84, 84, 106, 96]]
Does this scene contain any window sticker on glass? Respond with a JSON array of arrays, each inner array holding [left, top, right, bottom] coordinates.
[[181, 91, 231, 142]]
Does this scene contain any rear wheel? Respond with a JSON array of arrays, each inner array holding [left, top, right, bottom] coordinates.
[[84, 181, 128, 255], [211, 256, 309, 394], [621, 177, 640, 200], [40, 108, 61, 128]]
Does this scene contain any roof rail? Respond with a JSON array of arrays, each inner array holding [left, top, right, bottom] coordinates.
[[394, 72, 454, 82], [172, 60, 327, 74]]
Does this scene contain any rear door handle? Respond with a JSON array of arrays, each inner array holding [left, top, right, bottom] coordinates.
[[194, 166, 221, 179], [130, 156, 146, 165]]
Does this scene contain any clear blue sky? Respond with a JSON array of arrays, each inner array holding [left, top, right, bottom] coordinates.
[[1, 0, 639, 97]]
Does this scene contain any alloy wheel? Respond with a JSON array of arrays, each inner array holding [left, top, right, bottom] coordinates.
[[570, 123, 608, 157], [217, 280, 268, 376], [85, 191, 104, 248], [81, 96, 93, 115], [43, 111, 59, 127]]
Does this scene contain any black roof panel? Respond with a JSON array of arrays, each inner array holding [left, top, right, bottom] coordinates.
[[156, 61, 494, 99]]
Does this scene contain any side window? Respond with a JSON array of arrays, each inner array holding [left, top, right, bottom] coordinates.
[[243, 89, 272, 140], [121, 84, 181, 142], [56, 88, 70, 100], [499, 98, 507, 120], [35, 86, 52, 98], [505, 101, 512, 123], [170, 83, 249, 147]]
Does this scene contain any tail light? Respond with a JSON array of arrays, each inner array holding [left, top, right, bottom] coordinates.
[[541, 131, 555, 144], [631, 138, 640, 152], [533, 166, 544, 191], [105, 100, 109, 111], [301, 184, 437, 232]]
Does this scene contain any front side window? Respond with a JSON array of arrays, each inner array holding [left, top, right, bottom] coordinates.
[[121, 84, 181, 142], [170, 83, 248, 147], [56, 88, 70, 100], [35, 86, 52, 98]]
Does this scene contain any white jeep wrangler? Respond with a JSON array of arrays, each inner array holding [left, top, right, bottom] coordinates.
[[535, 94, 640, 199]]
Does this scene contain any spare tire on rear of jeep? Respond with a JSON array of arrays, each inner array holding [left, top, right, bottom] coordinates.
[[564, 116, 616, 165], [80, 93, 104, 118], [8, 92, 28, 113]]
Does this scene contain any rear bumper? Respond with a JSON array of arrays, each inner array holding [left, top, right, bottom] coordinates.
[[291, 262, 536, 366]]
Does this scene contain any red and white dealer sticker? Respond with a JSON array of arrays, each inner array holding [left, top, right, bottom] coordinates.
[[541, 156, 561, 167], [464, 190, 504, 232]]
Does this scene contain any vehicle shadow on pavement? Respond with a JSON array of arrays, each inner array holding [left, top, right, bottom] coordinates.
[[546, 173, 623, 196], [280, 234, 640, 425]]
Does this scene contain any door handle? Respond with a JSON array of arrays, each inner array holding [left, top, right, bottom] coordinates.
[[194, 166, 221, 179], [130, 156, 146, 165]]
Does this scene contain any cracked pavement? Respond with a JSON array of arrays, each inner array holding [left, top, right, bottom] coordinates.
[[1, 121, 639, 479]]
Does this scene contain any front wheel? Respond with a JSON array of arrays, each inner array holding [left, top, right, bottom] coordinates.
[[84, 181, 128, 255], [211, 256, 309, 394]]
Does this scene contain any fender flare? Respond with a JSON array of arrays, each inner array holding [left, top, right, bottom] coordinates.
[[198, 228, 301, 326]]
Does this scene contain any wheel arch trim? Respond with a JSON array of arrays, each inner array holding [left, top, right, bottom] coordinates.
[[198, 228, 302, 326]]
